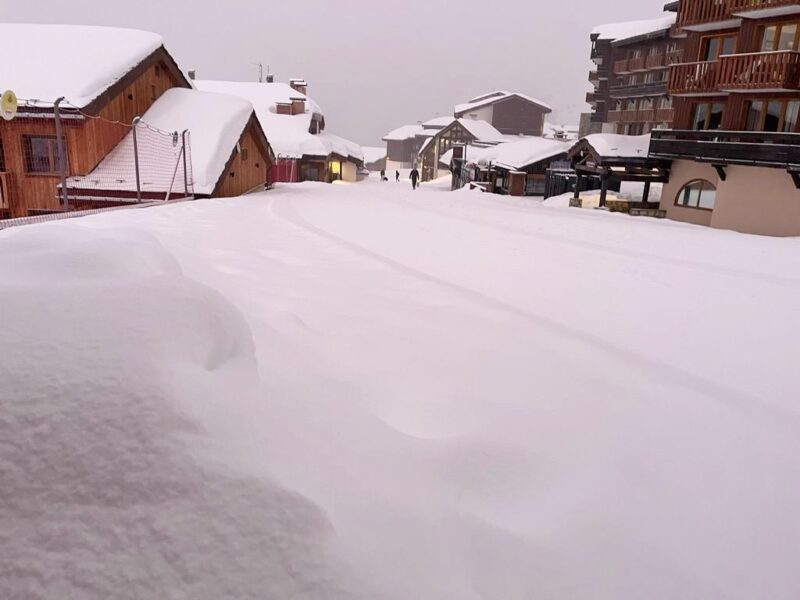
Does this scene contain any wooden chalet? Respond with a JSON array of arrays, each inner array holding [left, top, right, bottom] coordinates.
[[648, 0, 800, 236], [0, 24, 192, 219], [63, 89, 273, 208]]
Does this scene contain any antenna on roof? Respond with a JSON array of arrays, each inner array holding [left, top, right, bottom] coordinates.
[[252, 62, 264, 83]]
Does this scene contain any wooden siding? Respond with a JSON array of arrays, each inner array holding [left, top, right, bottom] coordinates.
[[491, 95, 547, 136], [213, 120, 270, 198], [0, 51, 187, 217]]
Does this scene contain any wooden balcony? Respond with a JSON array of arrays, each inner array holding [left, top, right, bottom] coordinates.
[[628, 57, 647, 72], [666, 49, 685, 66], [677, 0, 732, 28], [670, 51, 800, 95], [614, 59, 630, 74], [607, 109, 668, 124], [669, 60, 720, 95], [646, 53, 666, 69], [589, 70, 599, 83], [655, 108, 676, 123], [586, 91, 597, 104], [728, 0, 800, 16], [650, 129, 800, 168], [679, 0, 800, 28], [718, 50, 800, 91]]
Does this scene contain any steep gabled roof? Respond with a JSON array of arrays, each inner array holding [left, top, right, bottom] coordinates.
[[195, 80, 363, 163], [67, 89, 261, 196], [455, 91, 552, 116], [0, 23, 172, 109]]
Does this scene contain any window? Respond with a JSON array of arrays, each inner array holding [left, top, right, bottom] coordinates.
[[745, 99, 800, 132], [760, 22, 800, 52], [676, 179, 717, 210], [692, 102, 725, 130], [701, 35, 736, 60], [22, 135, 66, 174]]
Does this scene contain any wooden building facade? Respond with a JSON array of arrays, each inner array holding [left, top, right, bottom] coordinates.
[[589, 6, 685, 135], [0, 47, 191, 218]]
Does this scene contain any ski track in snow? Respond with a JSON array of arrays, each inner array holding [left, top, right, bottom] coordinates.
[[270, 193, 800, 435]]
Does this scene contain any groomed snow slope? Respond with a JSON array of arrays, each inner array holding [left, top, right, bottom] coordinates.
[[1, 181, 799, 599], [0, 23, 164, 108]]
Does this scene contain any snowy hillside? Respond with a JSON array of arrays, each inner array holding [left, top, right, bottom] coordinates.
[[1, 180, 799, 599]]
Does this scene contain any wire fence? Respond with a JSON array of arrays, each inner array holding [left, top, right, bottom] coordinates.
[[1, 98, 194, 227]]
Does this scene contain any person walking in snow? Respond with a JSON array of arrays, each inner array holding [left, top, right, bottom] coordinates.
[[409, 168, 420, 190], [380, 169, 387, 182], [395, 170, 400, 182]]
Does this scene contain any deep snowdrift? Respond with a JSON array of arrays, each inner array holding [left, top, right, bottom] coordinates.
[[2, 181, 800, 599], [0, 224, 371, 599]]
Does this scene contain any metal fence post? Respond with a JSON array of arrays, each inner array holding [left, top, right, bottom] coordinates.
[[181, 129, 190, 198], [53, 97, 69, 210], [132, 116, 142, 203]]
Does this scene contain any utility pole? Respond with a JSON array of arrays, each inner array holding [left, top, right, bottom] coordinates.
[[53, 97, 69, 210]]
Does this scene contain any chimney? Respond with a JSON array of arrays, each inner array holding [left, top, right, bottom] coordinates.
[[276, 102, 293, 115], [289, 78, 307, 95], [188, 69, 196, 81], [265, 73, 274, 83], [291, 97, 306, 115]]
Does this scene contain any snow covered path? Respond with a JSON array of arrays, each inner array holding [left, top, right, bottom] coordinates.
[[2, 179, 800, 599]]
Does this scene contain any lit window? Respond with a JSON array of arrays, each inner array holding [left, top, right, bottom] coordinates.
[[676, 179, 716, 210]]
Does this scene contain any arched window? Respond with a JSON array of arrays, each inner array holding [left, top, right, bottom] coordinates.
[[675, 179, 717, 210]]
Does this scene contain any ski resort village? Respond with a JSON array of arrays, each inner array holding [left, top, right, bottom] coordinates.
[[1, 1, 800, 598]]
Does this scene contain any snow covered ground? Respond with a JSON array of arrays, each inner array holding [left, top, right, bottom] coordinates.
[[2, 178, 800, 599]]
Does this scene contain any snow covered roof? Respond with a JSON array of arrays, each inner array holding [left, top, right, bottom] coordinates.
[[458, 119, 505, 143], [0, 23, 166, 109], [383, 124, 426, 142], [573, 133, 652, 159], [362, 146, 387, 164], [422, 116, 455, 129], [591, 14, 676, 43], [456, 137, 570, 170], [195, 80, 363, 163], [455, 91, 552, 116], [68, 88, 258, 196]]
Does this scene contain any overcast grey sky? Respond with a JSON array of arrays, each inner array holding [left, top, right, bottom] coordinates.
[[2, 0, 666, 145]]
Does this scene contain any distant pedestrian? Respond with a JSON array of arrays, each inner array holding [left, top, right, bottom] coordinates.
[[409, 168, 420, 190], [380, 169, 387, 182], [395, 170, 400, 182]]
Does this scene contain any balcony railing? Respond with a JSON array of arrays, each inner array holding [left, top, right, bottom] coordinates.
[[649, 129, 800, 168], [670, 51, 800, 94], [655, 108, 676, 123], [607, 109, 673, 124], [646, 53, 666, 69], [669, 60, 721, 94], [718, 50, 800, 90], [728, 0, 800, 15], [679, 0, 800, 27], [614, 59, 630, 74], [628, 57, 647, 72], [586, 91, 597, 104], [667, 49, 685, 65], [589, 70, 599, 83]]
